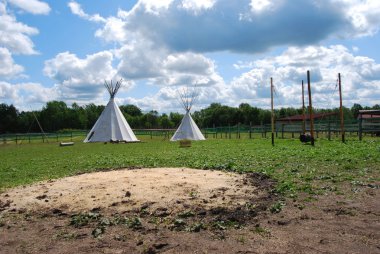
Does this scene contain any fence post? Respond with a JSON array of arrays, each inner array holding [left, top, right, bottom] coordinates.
[[281, 124, 284, 139], [249, 122, 252, 139], [328, 121, 331, 141], [264, 125, 267, 138], [359, 118, 363, 141]]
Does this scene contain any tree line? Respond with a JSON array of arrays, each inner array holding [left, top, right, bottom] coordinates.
[[0, 101, 379, 134]]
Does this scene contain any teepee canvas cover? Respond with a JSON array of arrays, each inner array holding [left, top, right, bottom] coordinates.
[[84, 80, 139, 143], [170, 86, 205, 141], [171, 111, 205, 141]]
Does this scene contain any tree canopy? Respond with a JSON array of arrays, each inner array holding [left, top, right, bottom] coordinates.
[[0, 102, 377, 134]]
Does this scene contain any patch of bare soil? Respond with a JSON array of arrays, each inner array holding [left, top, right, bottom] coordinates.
[[0, 168, 379, 254]]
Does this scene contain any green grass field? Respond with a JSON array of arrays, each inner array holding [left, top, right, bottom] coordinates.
[[1, 136, 379, 197]]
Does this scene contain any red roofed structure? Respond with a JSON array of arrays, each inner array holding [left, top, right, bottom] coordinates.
[[358, 110, 380, 119], [277, 112, 338, 123]]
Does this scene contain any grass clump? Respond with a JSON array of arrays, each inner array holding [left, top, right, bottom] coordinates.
[[0, 137, 379, 198]]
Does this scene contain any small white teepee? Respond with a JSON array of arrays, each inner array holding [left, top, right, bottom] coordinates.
[[171, 86, 205, 141], [84, 80, 139, 143]]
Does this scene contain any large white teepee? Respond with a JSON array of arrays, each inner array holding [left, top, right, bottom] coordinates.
[[84, 80, 139, 143], [170, 87, 205, 141]]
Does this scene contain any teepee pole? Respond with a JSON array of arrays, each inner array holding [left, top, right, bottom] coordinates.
[[307, 70, 315, 146], [338, 73, 345, 143], [302, 80, 306, 134], [271, 77, 275, 146]]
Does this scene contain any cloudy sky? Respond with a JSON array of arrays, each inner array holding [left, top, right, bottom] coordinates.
[[1, 0, 380, 112]]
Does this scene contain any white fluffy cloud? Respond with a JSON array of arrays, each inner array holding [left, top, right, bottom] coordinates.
[[0, 81, 57, 110], [343, 0, 380, 37], [68, 1, 105, 23], [122, 83, 231, 113], [7, 0, 50, 15], [117, 45, 380, 112], [0, 47, 24, 78], [43, 51, 126, 104], [71, 0, 380, 53], [231, 45, 380, 108], [0, 1, 49, 82], [0, 3, 39, 55], [115, 40, 223, 87], [62, 1, 380, 111]]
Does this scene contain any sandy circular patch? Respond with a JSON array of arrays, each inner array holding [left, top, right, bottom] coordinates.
[[0, 168, 258, 214]]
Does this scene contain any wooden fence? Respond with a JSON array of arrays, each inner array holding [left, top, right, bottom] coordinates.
[[1, 120, 379, 144]]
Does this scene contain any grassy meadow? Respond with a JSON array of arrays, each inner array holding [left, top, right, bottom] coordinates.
[[0, 135, 379, 198]]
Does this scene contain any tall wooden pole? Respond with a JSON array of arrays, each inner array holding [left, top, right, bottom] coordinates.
[[271, 77, 275, 146], [338, 73, 345, 143], [307, 70, 315, 146], [302, 80, 306, 134]]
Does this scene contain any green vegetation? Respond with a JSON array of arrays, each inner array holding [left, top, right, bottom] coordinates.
[[0, 137, 379, 198], [1, 101, 379, 133]]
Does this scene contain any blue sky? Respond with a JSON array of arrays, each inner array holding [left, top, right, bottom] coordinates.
[[1, 0, 380, 112]]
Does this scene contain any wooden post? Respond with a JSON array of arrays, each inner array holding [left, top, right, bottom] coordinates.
[[307, 70, 315, 146], [338, 73, 345, 143], [271, 77, 275, 146], [249, 122, 252, 139], [359, 116, 363, 141], [302, 80, 306, 134], [281, 124, 284, 139], [328, 121, 331, 141], [264, 124, 267, 138]]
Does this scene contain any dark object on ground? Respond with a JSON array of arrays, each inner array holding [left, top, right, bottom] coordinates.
[[300, 133, 314, 143]]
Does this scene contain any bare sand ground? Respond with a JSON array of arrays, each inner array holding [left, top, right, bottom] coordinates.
[[0, 168, 258, 214], [0, 168, 379, 254]]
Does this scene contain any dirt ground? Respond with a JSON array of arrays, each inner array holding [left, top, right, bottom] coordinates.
[[0, 168, 379, 254]]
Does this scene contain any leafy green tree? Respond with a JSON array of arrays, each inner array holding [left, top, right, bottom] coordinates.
[[84, 104, 104, 129], [169, 112, 183, 127], [0, 104, 18, 133], [120, 104, 143, 117], [351, 103, 363, 118], [159, 113, 174, 128], [40, 101, 69, 131]]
